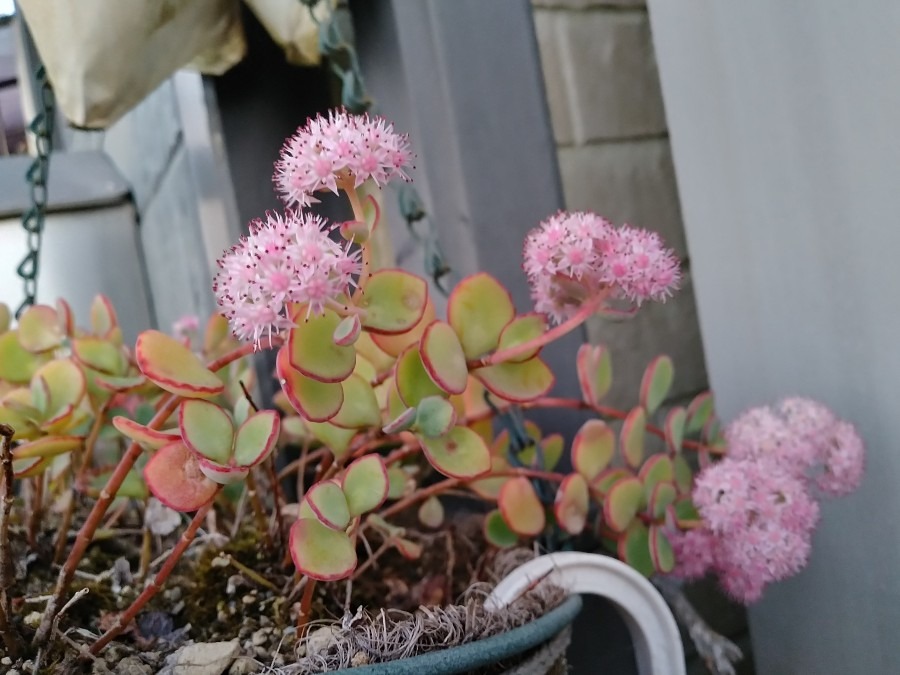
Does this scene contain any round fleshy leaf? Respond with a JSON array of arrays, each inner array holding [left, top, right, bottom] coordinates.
[[0, 403, 40, 441], [13, 456, 47, 478], [468, 453, 510, 500], [204, 314, 230, 355], [342, 455, 389, 516], [39, 403, 79, 435], [72, 338, 124, 375], [447, 272, 515, 359], [673, 455, 694, 494], [618, 521, 654, 577], [289, 310, 357, 383], [603, 475, 643, 533], [95, 374, 146, 393], [417, 496, 444, 528], [572, 419, 615, 481], [370, 297, 436, 358], [358, 269, 428, 335], [34, 359, 86, 416], [648, 481, 677, 519], [330, 374, 381, 429], [473, 357, 554, 403], [277, 347, 343, 422], [386, 466, 413, 500], [664, 407, 687, 454], [620, 407, 646, 469], [415, 396, 457, 438], [305, 420, 358, 460], [12, 435, 83, 459], [55, 299, 74, 337], [484, 509, 518, 548], [233, 410, 280, 467], [382, 406, 417, 435], [333, 314, 362, 347], [393, 537, 423, 560], [576, 344, 612, 405], [686, 392, 714, 433], [496, 313, 547, 363], [136, 330, 224, 398], [289, 517, 357, 581], [0, 331, 43, 383], [197, 458, 250, 485], [554, 473, 589, 535], [649, 524, 675, 574], [638, 454, 674, 500], [89, 469, 149, 499], [18, 305, 63, 352], [499, 477, 545, 536], [305, 480, 351, 529], [395, 345, 443, 407], [143, 441, 219, 512], [90, 295, 119, 337], [113, 416, 180, 450], [420, 321, 468, 395], [673, 496, 700, 521], [639, 355, 674, 416], [517, 432, 564, 471], [419, 425, 491, 479], [179, 400, 234, 465]]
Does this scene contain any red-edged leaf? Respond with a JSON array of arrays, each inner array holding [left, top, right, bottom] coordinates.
[[136, 330, 224, 398], [233, 410, 280, 467], [342, 455, 389, 516], [664, 407, 687, 454], [649, 524, 675, 573], [418, 425, 491, 479], [289, 309, 356, 383], [113, 417, 180, 450], [473, 357, 554, 403], [305, 480, 351, 530], [277, 347, 343, 422], [686, 392, 714, 433], [576, 344, 612, 405], [143, 441, 218, 512], [179, 400, 234, 465], [603, 476, 643, 533], [495, 313, 547, 363], [420, 321, 468, 395], [620, 407, 646, 469], [498, 477, 545, 536], [484, 509, 518, 548], [554, 473, 589, 535], [18, 305, 63, 352], [12, 435, 83, 460], [618, 521, 654, 577], [447, 273, 515, 359], [639, 355, 674, 415], [572, 419, 615, 481], [358, 269, 429, 335], [395, 344, 443, 407], [289, 517, 356, 581]]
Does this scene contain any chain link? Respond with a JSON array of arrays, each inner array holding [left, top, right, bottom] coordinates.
[[303, 0, 451, 294], [15, 64, 55, 318]]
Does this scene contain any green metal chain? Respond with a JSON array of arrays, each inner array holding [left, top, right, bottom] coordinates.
[[15, 64, 55, 318], [302, 0, 452, 295]]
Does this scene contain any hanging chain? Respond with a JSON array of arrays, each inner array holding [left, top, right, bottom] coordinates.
[[302, 0, 452, 294], [15, 64, 55, 318]]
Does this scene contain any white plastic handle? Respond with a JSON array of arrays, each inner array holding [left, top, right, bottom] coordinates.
[[486, 552, 685, 675]]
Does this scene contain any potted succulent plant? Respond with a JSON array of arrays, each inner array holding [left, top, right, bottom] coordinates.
[[0, 110, 864, 674]]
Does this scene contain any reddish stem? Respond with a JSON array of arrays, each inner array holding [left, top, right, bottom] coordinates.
[[296, 577, 317, 637], [0, 424, 24, 657], [89, 491, 221, 654]]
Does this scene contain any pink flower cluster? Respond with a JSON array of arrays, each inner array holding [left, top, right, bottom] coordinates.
[[522, 211, 681, 324], [213, 211, 361, 347], [670, 398, 864, 603], [274, 109, 413, 207]]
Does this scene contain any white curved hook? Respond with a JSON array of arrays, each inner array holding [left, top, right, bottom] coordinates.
[[486, 552, 685, 675]]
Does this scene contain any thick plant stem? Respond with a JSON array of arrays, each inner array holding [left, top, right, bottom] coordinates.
[[34, 340, 266, 646], [296, 577, 317, 638], [0, 424, 24, 657], [470, 295, 605, 368], [90, 491, 221, 654]]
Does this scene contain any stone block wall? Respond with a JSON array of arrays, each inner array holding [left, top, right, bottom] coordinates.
[[531, 2, 755, 672]]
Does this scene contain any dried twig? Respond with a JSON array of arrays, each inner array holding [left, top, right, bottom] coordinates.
[[0, 423, 24, 657]]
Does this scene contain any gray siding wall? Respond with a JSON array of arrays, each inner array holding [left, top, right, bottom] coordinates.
[[648, 2, 900, 673]]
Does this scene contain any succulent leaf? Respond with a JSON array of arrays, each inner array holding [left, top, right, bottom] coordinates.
[[638, 454, 674, 500], [395, 345, 443, 407], [289, 517, 357, 581], [447, 272, 515, 359], [648, 481, 677, 519], [686, 391, 714, 433], [495, 313, 547, 363], [358, 269, 429, 335], [305, 480, 351, 529], [620, 407, 646, 469], [418, 425, 491, 479], [370, 297, 435, 357], [473, 357, 554, 403], [639, 355, 674, 416], [554, 473, 589, 535], [618, 521, 654, 577], [664, 407, 687, 454], [113, 416, 180, 450], [382, 406, 417, 435], [499, 477, 545, 536], [143, 441, 219, 512], [673, 454, 694, 494], [649, 524, 675, 574], [484, 509, 518, 548], [420, 321, 468, 395], [305, 421, 357, 460], [179, 400, 234, 465], [414, 396, 457, 438], [136, 330, 224, 398], [576, 344, 612, 405], [417, 496, 444, 528], [12, 435, 83, 459], [90, 295, 119, 337], [603, 475, 643, 532], [18, 305, 63, 352], [572, 419, 616, 481], [330, 374, 381, 429], [277, 347, 343, 422], [0, 331, 43, 383], [342, 455, 389, 516], [197, 458, 249, 485], [233, 410, 280, 467], [333, 314, 362, 346], [289, 309, 357, 383]]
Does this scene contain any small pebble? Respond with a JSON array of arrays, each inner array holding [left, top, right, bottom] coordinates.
[[241, 594, 256, 605], [228, 656, 260, 675], [351, 651, 370, 667], [163, 587, 183, 602], [1, 657, 11, 665], [211, 555, 231, 568], [24, 611, 41, 628], [251, 627, 270, 646]]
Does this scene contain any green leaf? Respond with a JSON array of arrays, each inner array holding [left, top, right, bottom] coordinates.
[[306, 421, 357, 460], [495, 313, 547, 363], [90, 295, 119, 337], [90, 469, 148, 499], [414, 396, 457, 438], [143, 441, 218, 512], [589, 467, 633, 498], [333, 314, 362, 346], [395, 345, 443, 407], [113, 416, 180, 450], [603, 476, 643, 532], [342, 455, 388, 516], [289, 517, 357, 581], [13, 456, 47, 477], [638, 454, 674, 500], [673, 455, 694, 494], [664, 407, 687, 454], [358, 269, 429, 335], [648, 482, 677, 519], [419, 425, 491, 479], [519, 433, 564, 470], [330, 374, 381, 429], [447, 272, 515, 359], [179, 400, 234, 465], [197, 459, 249, 485], [499, 477, 545, 536], [289, 309, 357, 383], [71, 338, 123, 375], [649, 524, 675, 574], [473, 356, 554, 403], [620, 407, 646, 469], [233, 410, 280, 467], [618, 521, 654, 577], [136, 330, 224, 399], [386, 466, 411, 499], [420, 321, 468, 395], [484, 509, 518, 548], [576, 344, 612, 405], [0, 331, 43, 383], [33, 359, 86, 416], [468, 454, 510, 500], [277, 347, 343, 422], [382, 406, 417, 435], [18, 305, 63, 352], [417, 496, 444, 528], [686, 392, 714, 433], [673, 496, 700, 521], [572, 419, 615, 481], [369, 297, 435, 357], [305, 480, 351, 529], [639, 355, 674, 415], [12, 435, 83, 460], [554, 473, 589, 535]]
